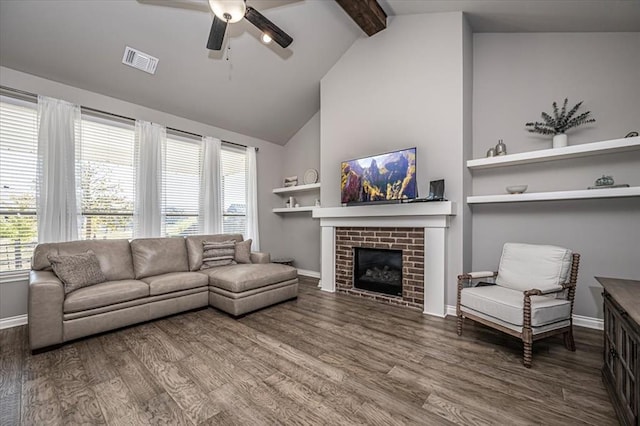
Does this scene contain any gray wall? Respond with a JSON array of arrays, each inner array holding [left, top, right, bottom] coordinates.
[[320, 12, 472, 305], [273, 112, 321, 272], [0, 66, 286, 320], [472, 33, 640, 319]]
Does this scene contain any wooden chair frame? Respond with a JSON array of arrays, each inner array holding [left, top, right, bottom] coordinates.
[[456, 253, 580, 368]]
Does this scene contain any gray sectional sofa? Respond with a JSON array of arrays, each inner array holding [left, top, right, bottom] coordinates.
[[28, 234, 298, 351]]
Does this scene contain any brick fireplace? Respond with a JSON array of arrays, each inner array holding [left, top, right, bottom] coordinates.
[[335, 227, 424, 309], [313, 202, 456, 317]]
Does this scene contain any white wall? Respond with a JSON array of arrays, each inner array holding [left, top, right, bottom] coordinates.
[[320, 12, 472, 306], [0, 66, 286, 320], [472, 33, 640, 319], [274, 112, 321, 272]]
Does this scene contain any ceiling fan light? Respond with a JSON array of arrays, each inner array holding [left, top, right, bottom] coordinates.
[[261, 33, 272, 44], [208, 0, 246, 23]]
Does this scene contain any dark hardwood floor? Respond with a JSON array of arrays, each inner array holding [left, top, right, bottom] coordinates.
[[1, 277, 617, 425]]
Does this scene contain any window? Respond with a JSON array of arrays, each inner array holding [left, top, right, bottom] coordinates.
[[163, 134, 201, 236], [221, 146, 247, 235], [80, 115, 136, 240], [0, 96, 38, 272]]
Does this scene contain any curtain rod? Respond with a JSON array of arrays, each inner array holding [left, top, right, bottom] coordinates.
[[0, 85, 257, 152]]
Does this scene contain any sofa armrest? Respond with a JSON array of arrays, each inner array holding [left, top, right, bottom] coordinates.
[[250, 251, 270, 264], [29, 270, 64, 351]]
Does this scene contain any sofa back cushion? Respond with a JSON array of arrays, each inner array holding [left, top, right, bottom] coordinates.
[[185, 234, 243, 271], [496, 243, 573, 293], [32, 239, 135, 281], [130, 237, 189, 279]]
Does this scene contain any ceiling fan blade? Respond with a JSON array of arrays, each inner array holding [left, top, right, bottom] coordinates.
[[206, 15, 227, 50], [244, 6, 293, 48]]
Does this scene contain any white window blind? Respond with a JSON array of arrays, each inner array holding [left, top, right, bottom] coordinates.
[[0, 96, 38, 272], [163, 135, 202, 236], [221, 146, 247, 235], [79, 115, 135, 240]]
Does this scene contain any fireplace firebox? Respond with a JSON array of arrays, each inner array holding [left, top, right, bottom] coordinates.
[[353, 247, 402, 297]]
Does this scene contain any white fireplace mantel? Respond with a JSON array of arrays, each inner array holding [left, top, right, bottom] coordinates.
[[312, 202, 457, 317]]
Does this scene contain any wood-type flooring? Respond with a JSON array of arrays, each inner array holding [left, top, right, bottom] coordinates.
[[0, 277, 617, 425]]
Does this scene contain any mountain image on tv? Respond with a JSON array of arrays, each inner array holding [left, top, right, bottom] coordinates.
[[341, 147, 417, 204]]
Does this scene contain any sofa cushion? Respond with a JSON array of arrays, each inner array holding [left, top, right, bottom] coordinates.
[[496, 243, 572, 293], [185, 234, 244, 271], [142, 272, 209, 296], [201, 240, 237, 269], [63, 280, 149, 313], [235, 239, 252, 264], [203, 263, 297, 293], [130, 237, 189, 279], [48, 250, 106, 294], [32, 239, 135, 281], [460, 285, 571, 327]]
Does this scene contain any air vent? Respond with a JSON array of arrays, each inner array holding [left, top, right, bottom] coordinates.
[[122, 46, 158, 75]]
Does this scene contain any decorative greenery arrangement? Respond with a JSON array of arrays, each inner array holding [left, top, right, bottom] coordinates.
[[525, 98, 595, 135]]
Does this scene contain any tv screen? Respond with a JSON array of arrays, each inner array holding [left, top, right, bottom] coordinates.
[[341, 147, 417, 205]]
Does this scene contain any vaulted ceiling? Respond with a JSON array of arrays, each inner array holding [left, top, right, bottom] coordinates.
[[1, 1, 638, 145]]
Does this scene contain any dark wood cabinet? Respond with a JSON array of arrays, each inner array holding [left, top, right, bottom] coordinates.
[[598, 277, 639, 426]]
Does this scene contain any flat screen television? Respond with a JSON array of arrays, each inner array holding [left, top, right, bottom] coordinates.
[[341, 147, 417, 205]]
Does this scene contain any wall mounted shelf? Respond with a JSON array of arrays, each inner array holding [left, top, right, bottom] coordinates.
[[467, 186, 640, 204], [272, 183, 321, 194], [467, 136, 640, 170], [272, 206, 316, 213]]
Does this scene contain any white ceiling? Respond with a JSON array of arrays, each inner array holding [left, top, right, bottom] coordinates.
[[1, 1, 638, 145]]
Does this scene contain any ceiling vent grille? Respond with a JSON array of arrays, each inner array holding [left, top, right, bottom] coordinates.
[[122, 46, 158, 75]]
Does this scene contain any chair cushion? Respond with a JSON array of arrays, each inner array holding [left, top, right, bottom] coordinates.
[[496, 243, 572, 292], [460, 285, 571, 327], [64, 280, 149, 313], [142, 272, 209, 296], [130, 237, 189, 279], [203, 263, 297, 293]]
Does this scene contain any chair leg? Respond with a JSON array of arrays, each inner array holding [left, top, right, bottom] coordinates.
[[564, 328, 576, 352], [456, 315, 463, 336], [523, 341, 532, 368]]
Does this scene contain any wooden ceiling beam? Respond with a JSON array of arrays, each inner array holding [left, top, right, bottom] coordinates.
[[335, 0, 387, 36]]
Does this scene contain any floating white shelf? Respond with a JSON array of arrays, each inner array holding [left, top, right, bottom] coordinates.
[[272, 183, 321, 194], [467, 136, 640, 170], [467, 186, 640, 204], [272, 206, 316, 213]]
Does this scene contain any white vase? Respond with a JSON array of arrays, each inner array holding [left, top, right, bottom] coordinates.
[[552, 134, 568, 148]]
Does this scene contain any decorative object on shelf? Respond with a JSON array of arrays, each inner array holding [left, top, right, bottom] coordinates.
[[486, 147, 496, 157], [283, 176, 298, 187], [506, 185, 528, 194], [285, 200, 290, 208], [303, 168, 319, 185], [525, 98, 596, 149], [595, 175, 615, 187], [294, 203, 300, 208], [288, 196, 295, 207], [625, 131, 639, 138], [588, 175, 630, 190], [314, 199, 321, 207], [495, 139, 507, 156]]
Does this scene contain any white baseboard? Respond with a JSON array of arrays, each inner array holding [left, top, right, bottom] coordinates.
[[444, 305, 603, 331], [0, 314, 27, 330], [297, 269, 321, 279]]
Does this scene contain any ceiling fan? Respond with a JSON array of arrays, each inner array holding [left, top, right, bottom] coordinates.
[[201, 0, 293, 50]]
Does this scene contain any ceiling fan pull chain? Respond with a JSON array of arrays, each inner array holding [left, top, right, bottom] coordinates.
[[226, 39, 233, 81]]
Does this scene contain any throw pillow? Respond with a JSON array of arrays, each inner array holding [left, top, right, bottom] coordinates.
[[235, 239, 252, 264], [201, 240, 237, 270], [47, 250, 107, 294]]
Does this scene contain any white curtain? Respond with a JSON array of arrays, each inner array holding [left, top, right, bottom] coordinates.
[[134, 120, 165, 238], [36, 96, 81, 243], [199, 136, 222, 234], [245, 146, 260, 250]]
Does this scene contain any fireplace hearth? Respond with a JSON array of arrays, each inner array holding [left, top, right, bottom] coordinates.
[[354, 247, 402, 296]]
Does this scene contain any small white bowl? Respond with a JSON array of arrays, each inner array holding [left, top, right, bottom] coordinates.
[[506, 185, 528, 194]]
